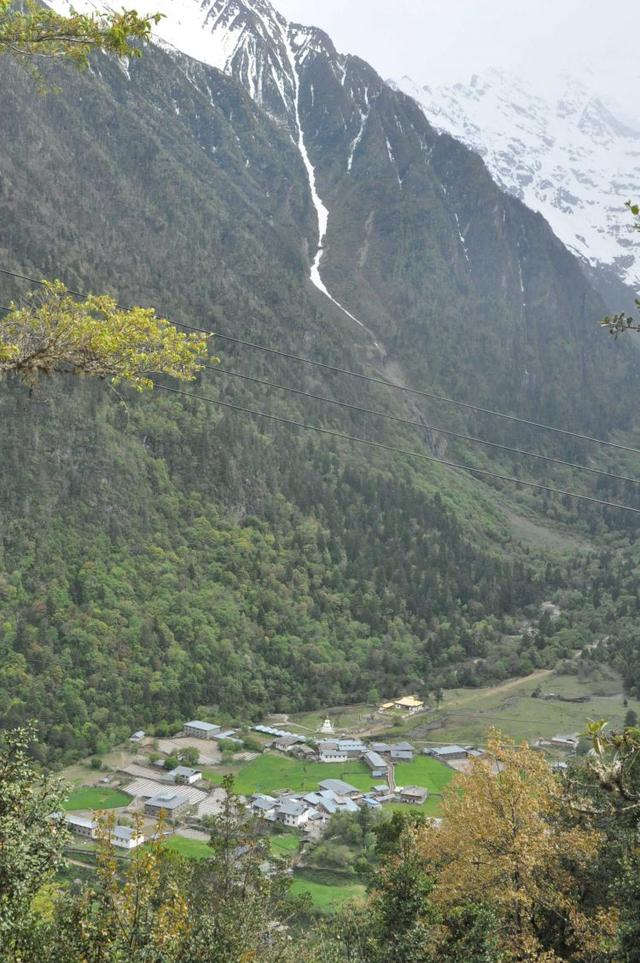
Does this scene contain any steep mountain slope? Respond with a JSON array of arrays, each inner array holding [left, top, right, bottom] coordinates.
[[2, 1, 640, 761], [397, 69, 640, 289]]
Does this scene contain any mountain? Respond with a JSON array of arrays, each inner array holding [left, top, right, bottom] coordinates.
[[396, 69, 640, 290], [2, 0, 640, 762]]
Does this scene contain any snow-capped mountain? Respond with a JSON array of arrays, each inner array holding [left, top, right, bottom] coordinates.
[[396, 70, 640, 288]]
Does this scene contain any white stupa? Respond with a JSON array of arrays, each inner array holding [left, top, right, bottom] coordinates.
[[319, 718, 334, 734]]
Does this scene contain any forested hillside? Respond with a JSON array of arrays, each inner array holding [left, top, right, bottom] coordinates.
[[1, 11, 639, 763]]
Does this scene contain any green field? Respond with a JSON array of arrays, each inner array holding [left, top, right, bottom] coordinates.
[[289, 875, 366, 912], [205, 753, 375, 795], [163, 835, 212, 860], [62, 787, 131, 811], [270, 833, 300, 858], [417, 671, 638, 748], [394, 756, 453, 794]]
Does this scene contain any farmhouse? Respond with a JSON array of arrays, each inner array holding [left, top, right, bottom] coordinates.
[[169, 766, 202, 785], [274, 735, 300, 752], [111, 825, 145, 849], [250, 794, 277, 819], [276, 799, 311, 828], [370, 742, 392, 754], [319, 748, 348, 763], [363, 750, 387, 777], [390, 742, 415, 761], [426, 745, 468, 762], [317, 739, 366, 758], [144, 791, 191, 817], [184, 720, 221, 740], [396, 786, 428, 805], [65, 814, 97, 839], [318, 778, 359, 798]]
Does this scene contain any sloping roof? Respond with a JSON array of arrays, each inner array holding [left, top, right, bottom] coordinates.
[[390, 749, 413, 760], [392, 742, 415, 752], [394, 695, 423, 708], [252, 795, 277, 810], [170, 766, 201, 779], [278, 799, 305, 816], [364, 750, 387, 770], [185, 720, 220, 732], [66, 814, 96, 830], [113, 825, 142, 841], [398, 785, 427, 799], [371, 743, 391, 753], [318, 778, 358, 795], [432, 745, 467, 756]]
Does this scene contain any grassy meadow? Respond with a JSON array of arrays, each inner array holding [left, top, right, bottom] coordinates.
[[61, 787, 131, 811]]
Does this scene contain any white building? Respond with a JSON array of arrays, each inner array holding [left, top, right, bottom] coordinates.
[[277, 799, 311, 828], [184, 720, 221, 740], [169, 766, 202, 785], [111, 825, 145, 850], [319, 748, 348, 763]]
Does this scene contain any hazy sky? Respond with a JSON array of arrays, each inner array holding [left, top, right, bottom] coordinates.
[[274, 0, 639, 114]]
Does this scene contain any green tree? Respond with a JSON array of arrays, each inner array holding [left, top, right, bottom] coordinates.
[[1, 281, 209, 389], [179, 775, 303, 961], [0, 724, 67, 959], [601, 201, 640, 337], [0, 0, 160, 69]]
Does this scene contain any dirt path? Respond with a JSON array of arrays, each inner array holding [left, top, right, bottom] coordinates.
[[443, 670, 554, 709]]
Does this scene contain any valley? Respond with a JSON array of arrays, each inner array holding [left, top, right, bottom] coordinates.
[[2, 0, 640, 957]]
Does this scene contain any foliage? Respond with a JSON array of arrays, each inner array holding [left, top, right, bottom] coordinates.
[[600, 202, 640, 336], [0, 723, 67, 959], [417, 732, 616, 960], [0, 0, 160, 70], [50, 812, 191, 961], [0, 281, 209, 389]]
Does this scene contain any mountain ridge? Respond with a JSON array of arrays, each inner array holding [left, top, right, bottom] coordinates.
[[396, 67, 640, 290], [2, 1, 640, 760]]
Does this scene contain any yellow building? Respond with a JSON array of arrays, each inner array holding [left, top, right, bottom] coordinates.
[[379, 694, 424, 715]]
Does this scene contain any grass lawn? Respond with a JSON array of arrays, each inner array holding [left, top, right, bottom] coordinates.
[[394, 756, 454, 794], [205, 752, 375, 796], [385, 795, 446, 817], [163, 835, 212, 860], [61, 787, 131, 811], [289, 875, 366, 913], [270, 833, 300, 858], [420, 672, 638, 747]]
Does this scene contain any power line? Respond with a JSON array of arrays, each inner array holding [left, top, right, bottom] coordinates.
[[205, 363, 640, 487], [4, 265, 640, 457], [153, 382, 640, 516]]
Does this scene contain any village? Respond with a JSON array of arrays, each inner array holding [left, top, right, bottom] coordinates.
[[59, 686, 583, 870]]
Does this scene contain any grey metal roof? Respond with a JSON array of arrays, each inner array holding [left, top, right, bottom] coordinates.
[[252, 795, 277, 810], [113, 825, 139, 840], [185, 720, 220, 732], [278, 799, 305, 816], [364, 750, 387, 769], [432, 745, 467, 756], [391, 749, 413, 760], [170, 766, 200, 779], [66, 814, 96, 830], [318, 778, 358, 795], [371, 743, 391, 753], [392, 742, 415, 752]]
